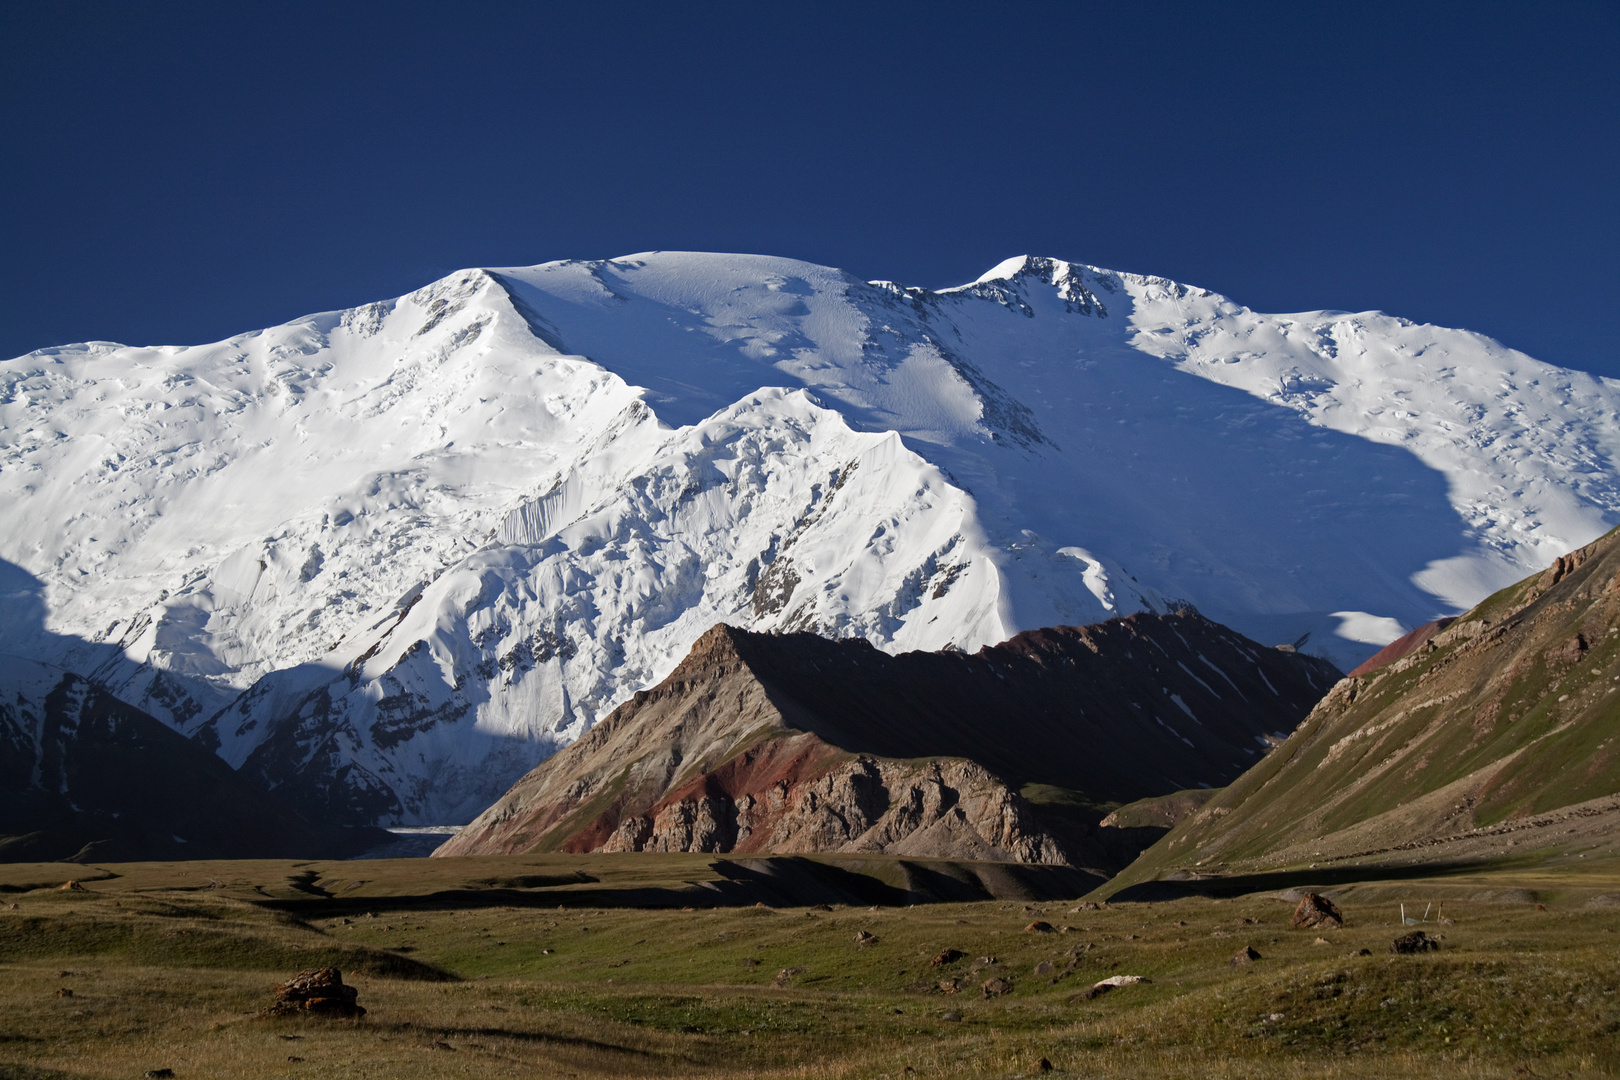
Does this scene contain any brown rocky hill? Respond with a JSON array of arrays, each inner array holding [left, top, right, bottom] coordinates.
[[1103, 526, 1620, 896], [0, 656, 388, 862], [438, 611, 1340, 868]]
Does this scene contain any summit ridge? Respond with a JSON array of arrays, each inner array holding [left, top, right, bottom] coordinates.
[[2, 251, 1616, 824]]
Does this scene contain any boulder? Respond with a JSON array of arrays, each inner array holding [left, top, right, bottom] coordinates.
[[1229, 945, 1262, 966], [264, 968, 365, 1019], [1290, 892, 1343, 929], [1024, 920, 1054, 934], [1390, 931, 1440, 954], [980, 976, 1014, 997]]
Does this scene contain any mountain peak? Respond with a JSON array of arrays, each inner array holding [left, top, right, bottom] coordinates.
[[4, 249, 1616, 825]]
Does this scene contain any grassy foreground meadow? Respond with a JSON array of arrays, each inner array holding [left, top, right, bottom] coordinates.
[[0, 853, 1616, 1079]]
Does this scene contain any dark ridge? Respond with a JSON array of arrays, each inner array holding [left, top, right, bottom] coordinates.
[[0, 659, 391, 863], [444, 610, 1340, 866], [726, 610, 1340, 803]]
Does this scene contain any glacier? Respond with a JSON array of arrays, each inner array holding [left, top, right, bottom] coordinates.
[[2, 252, 1616, 824]]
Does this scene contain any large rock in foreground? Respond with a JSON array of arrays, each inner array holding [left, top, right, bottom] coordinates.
[[438, 611, 1339, 868]]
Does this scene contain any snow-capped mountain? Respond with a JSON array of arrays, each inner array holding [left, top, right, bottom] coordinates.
[[2, 252, 1616, 824]]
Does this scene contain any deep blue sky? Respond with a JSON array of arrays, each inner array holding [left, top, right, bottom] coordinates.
[[3, 2, 1617, 376]]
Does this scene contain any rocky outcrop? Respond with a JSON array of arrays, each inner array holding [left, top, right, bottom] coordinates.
[[439, 611, 1339, 866], [264, 968, 366, 1018], [602, 750, 1065, 863]]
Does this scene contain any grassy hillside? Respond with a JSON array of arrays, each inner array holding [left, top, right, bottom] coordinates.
[[1102, 526, 1620, 897]]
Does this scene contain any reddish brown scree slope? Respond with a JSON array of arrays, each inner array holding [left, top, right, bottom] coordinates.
[[1347, 618, 1457, 677]]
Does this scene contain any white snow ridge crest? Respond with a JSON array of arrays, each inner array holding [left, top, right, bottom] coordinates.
[[2, 252, 1616, 824]]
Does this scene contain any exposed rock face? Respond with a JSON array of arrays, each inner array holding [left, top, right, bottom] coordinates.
[[439, 611, 1339, 865], [604, 750, 1065, 864], [1107, 525, 1620, 894]]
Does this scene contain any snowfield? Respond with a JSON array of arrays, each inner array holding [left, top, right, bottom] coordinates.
[[2, 252, 1616, 823]]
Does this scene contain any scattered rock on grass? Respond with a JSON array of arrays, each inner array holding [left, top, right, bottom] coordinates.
[[1230, 946, 1262, 966], [980, 976, 1013, 997], [1391, 931, 1440, 954], [771, 966, 806, 988], [941, 1009, 962, 1022], [1290, 892, 1343, 929], [1024, 920, 1054, 934], [1033, 960, 1054, 976], [1085, 974, 1151, 999], [931, 949, 965, 967], [263, 968, 366, 1018]]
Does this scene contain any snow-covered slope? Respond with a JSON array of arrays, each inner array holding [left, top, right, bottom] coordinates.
[[2, 252, 1616, 823]]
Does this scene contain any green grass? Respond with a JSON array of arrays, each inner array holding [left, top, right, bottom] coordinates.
[[0, 854, 1615, 1077]]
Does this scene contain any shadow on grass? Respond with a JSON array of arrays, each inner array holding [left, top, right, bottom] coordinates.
[[256, 856, 1106, 921], [378, 1021, 657, 1058], [0, 1063, 78, 1080], [1107, 858, 1519, 902]]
